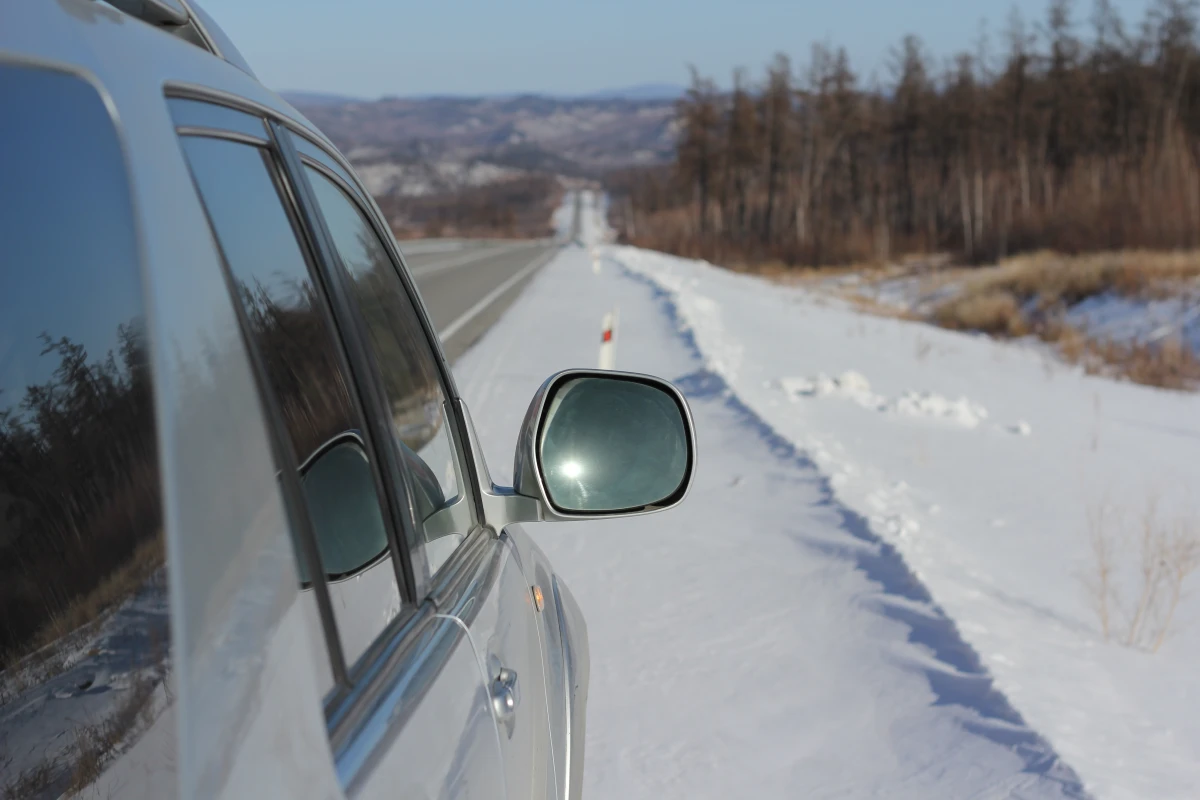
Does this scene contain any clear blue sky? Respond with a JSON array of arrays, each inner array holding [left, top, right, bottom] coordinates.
[[203, 0, 1155, 98]]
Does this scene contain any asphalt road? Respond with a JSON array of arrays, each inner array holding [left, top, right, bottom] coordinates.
[[399, 238, 559, 364]]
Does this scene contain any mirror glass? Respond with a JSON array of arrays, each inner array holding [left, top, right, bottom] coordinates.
[[299, 437, 390, 580], [539, 376, 689, 512]]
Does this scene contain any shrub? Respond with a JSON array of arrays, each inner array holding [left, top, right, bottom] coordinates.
[[933, 290, 1026, 336], [1085, 498, 1200, 652]]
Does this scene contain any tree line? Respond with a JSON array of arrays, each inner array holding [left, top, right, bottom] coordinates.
[[609, 0, 1200, 267]]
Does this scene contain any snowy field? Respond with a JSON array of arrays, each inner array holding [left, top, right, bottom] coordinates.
[[454, 192, 1200, 800]]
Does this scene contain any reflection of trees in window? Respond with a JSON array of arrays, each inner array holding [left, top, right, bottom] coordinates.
[[234, 277, 358, 463], [0, 321, 160, 665], [346, 227, 444, 452]]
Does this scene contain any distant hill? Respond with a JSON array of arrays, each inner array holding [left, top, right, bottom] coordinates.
[[582, 83, 685, 101], [280, 90, 366, 106], [288, 93, 679, 195]]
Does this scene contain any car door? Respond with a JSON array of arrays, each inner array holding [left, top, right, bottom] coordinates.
[[457, 535, 559, 800], [171, 95, 507, 799], [286, 131, 557, 800]]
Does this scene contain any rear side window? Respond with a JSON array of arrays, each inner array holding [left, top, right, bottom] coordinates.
[[0, 64, 172, 797], [178, 136, 404, 671]]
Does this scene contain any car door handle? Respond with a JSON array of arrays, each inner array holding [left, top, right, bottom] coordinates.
[[491, 667, 519, 723]]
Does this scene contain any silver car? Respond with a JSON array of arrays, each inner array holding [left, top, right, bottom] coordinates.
[[0, 2, 695, 798]]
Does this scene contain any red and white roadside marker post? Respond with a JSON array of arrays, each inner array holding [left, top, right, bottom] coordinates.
[[598, 309, 618, 370]]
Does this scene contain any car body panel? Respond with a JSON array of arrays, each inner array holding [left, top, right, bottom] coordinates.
[[458, 535, 557, 800], [0, 6, 352, 798], [504, 524, 591, 800], [1, 3, 589, 799], [457, 404, 590, 800], [339, 615, 507, 800]]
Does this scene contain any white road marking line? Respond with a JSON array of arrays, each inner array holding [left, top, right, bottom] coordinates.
[[439, 247, 558, 343], [409, 241, 531, 278]]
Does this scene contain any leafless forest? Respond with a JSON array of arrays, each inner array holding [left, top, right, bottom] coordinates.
[[609, 0, 1200, 268]]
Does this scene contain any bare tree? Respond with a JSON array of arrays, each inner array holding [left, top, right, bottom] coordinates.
[[677, 68, 722, 237], [610, 0, 1200, 267], [761, 54, 792, 244]]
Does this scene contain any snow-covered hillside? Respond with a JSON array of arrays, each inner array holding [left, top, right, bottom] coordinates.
[[455, 192, 1200, 799]]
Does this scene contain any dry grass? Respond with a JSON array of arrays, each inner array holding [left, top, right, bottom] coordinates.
[[1092, 336, 1200, 390], [1, 675, 160, 800], [836, 292, 922, 321], [40, 538, 164, 652], [925, 249, 1200, 390], [1, 536, 164, 680], [953, 249, 1200, 307], [1085, 498, 1200, 652], [1042, 328, 1200, 391], [2, 761, 54, 800], [933, 290, 1029, 336], [65, 675, 157, 797]]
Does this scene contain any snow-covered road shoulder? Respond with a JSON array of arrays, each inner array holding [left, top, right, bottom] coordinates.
[[451, 192, 1102, 799], [609, 243, 1200, 800]]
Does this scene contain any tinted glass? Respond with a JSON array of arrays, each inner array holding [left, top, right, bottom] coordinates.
[[0, 65, 172, 798], [179, 136, 402, 670], [300, 436, 389, 578], [304, 167, 469, 576]]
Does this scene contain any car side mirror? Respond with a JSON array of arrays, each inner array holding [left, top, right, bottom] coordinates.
[[511, 370, 695, 519]]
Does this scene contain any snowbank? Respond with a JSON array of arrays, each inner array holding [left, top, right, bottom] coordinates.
[[610, 244, 1200, 800]]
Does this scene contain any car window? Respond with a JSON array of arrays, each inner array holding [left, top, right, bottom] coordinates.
[[178, 135, 403, 672], [303, 165, 472, 577], [0, 64, 173, 798]]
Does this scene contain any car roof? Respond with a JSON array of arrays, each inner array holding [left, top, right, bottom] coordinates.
[[0, 0, 333, 152]]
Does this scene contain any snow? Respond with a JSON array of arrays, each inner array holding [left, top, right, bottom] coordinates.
[[778, 372, 991, 428], [8, 189, 1189, 797], [1066, 290, 1200, 355], [604, 240, 1200, 800], [452, 190, 1175, 798], [0, 575, 172, 794]]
